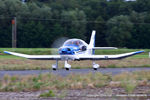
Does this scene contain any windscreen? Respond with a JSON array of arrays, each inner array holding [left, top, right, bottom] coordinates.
[[63, 39, 85, 47]]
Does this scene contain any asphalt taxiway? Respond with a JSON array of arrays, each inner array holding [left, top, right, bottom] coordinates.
[[0, 67, 150, 77]]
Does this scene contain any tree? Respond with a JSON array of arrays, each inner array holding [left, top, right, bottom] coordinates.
[[132, 0, 150, 13], [95, 16, 107, 46], [129, 11, 150, 48], [106, 15, 133, 47], [61, 9, 87, 40], [1, 0, 150, 48]]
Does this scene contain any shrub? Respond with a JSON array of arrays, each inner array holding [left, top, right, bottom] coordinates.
[[121, 81, 137, 93]]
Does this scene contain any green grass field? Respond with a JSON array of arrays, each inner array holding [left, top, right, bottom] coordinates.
[[0, 71, 150, 93]]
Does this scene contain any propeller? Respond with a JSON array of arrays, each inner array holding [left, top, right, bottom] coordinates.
[[51, 37, 68, 55]]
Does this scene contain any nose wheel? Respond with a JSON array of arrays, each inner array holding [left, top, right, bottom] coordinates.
[[65, 60, 71, 70]]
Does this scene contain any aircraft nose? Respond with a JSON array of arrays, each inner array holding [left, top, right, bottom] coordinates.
[[66, 48, 71, 51], [62, 48, 67, 53], [59, 48, 74, 54]]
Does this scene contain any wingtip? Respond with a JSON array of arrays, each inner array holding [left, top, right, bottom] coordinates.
[[4, 51, 10, 55], [134, 50, 145, 54], [140, 50, 145, 53]]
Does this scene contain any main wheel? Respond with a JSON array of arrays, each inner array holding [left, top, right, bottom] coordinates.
[[66, 68, 70, 70], [53, 68, 57, 70], [93, 68, 97, 70]]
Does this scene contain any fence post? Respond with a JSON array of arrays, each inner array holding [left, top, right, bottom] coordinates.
[[12, 17, 17, 48]]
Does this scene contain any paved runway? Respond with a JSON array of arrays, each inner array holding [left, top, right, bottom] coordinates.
[[0, 67, 150, 77]]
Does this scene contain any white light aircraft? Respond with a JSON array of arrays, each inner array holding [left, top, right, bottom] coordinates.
[[4, 30, 144, 70]]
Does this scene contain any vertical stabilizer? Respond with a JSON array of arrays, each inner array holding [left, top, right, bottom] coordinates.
[[87, 30, 96, 55], [89, 30, 96, 48]]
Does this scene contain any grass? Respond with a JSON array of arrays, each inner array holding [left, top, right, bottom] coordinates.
[[0, 73, 111, 92], [0, 48, 52, 55], [0, 71, 150, 94], [0, 58, 149, 70], [40, 90, 55, 97], [0, 58, 150, 70], [121, 81, 137, 93]]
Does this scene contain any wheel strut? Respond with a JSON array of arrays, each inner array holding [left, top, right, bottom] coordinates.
[[52, 60, 58, 70], [64, 60, 71, 70], [92, 61, 99, 70]]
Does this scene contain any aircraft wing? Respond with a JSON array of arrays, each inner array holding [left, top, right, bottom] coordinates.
[[4, 50, 144, 60], [93, 47, 118, 49], [4, 51, 61, 60], [79, 51, 144, 60]]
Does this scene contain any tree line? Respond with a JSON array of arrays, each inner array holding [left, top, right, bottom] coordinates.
[[0, 0, 150, 48]]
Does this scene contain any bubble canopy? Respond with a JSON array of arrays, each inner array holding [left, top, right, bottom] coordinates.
[[63, 39, 88, 47]]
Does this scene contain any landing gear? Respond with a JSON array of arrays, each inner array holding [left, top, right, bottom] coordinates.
[[92, 61, 99, 70], [52, 60, 58, 70], [64, 60, 71, 70], [93, 68, 97, 70], [65, 68, 70, 70], [52, 68, 56, 70]]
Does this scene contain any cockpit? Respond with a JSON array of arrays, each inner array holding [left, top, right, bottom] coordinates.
[[59, 39, 88, 55], [63, 39, 87, 47]]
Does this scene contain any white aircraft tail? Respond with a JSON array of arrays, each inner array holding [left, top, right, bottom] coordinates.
[[87, 30, 117, 55], [89, 30, 96, 48], [87, 30, 96, 55]]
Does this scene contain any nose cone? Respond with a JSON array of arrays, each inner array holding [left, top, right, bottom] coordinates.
[[59, 47, 74, 55]]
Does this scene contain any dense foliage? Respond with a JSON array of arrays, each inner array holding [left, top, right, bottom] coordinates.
[[0, 0, 150, 48]]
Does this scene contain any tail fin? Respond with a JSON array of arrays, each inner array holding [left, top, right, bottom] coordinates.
[[87, 30, 117, 55], [89, 30, 96, 48], [87, 30, 96, 55]]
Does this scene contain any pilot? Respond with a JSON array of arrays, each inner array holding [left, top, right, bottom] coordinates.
[[72, 41, 74, 45], [75, 41, 79, 46]]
